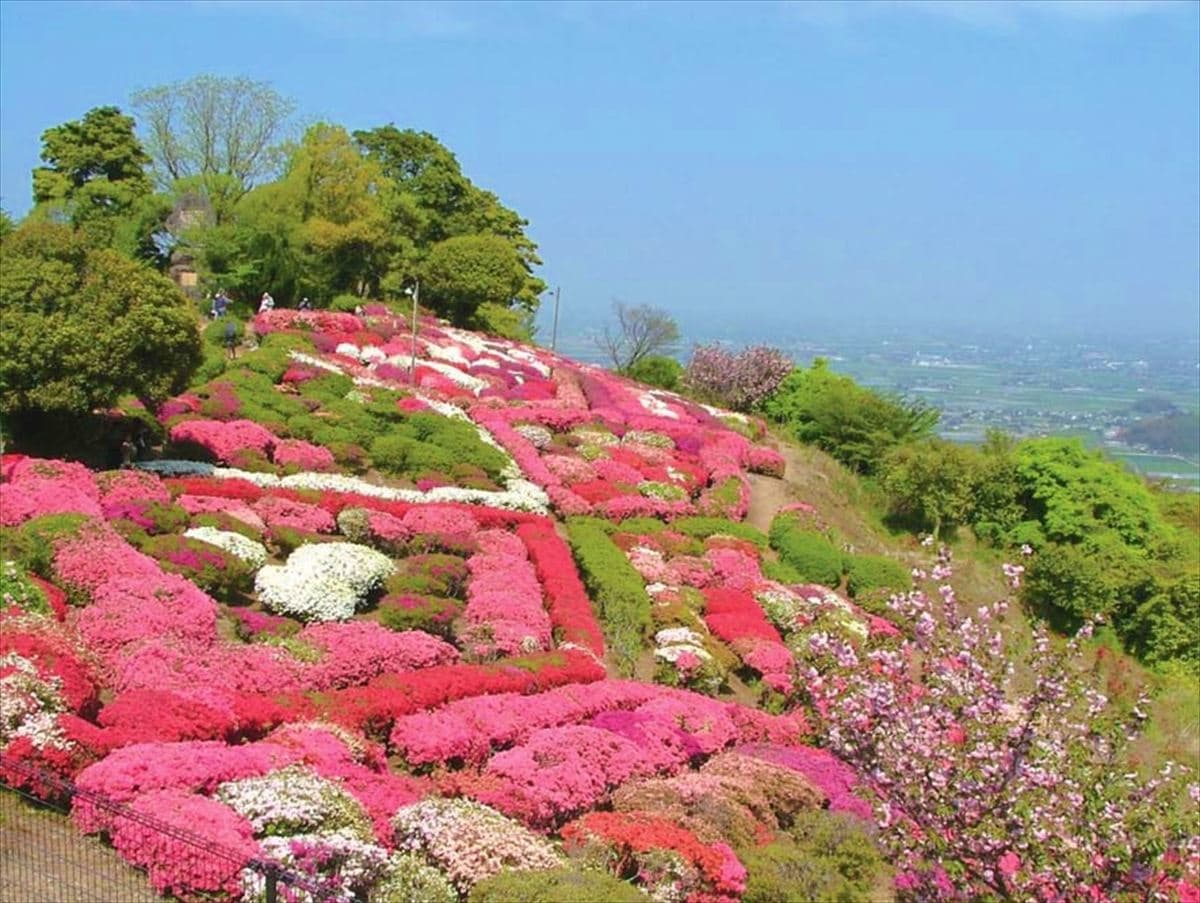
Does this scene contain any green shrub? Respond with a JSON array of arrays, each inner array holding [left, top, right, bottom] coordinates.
[[0, 560, 50, 615], [3, 514, 90, 579], [673, 517, 769, 549], [741, 811, 890, 903], [375, 852, 456, 903], [567, 517, 652, 675], [762, 558, 803, 585], [844, 554, 910, 600], [624, 355, 683, 391], [385, 554, 469, 598], [469, 867, 643, 903], [378, 593, 462, 636], [139, 534, 253, 603], [329, 293, 362, 312], [769, 516, 843, 587]]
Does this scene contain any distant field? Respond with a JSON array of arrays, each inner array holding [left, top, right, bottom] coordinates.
[[1111, 451, 1200, 488]]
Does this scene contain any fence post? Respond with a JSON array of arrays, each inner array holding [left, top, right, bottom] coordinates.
[[265, 865, 278, 903]]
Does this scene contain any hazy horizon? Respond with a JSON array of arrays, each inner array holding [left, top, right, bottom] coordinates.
[[2, 0, 1197, 338]]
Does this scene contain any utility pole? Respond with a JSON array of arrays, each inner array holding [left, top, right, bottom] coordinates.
[[407, 280, 420, 385], [550, 285, 561, 352]]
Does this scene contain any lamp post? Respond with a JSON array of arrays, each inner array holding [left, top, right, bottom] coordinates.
[[550, 285, 561, 352], [405, 280, 420, 385]]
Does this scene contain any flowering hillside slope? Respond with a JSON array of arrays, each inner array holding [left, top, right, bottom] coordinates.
[[1, 309, 1195, 902]]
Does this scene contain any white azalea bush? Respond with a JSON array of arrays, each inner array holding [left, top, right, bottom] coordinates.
[[255, 542, 394, 622], [373, 852, 456, 903], [391, 798, 562, 893], [183, 527, 269, 570], [241, 829, 391, 903], [215, 766, 372, 838]]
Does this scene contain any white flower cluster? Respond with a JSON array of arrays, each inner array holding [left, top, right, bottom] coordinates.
[[391, 355, 490, 394], [216, 766, 372, 838], [624, 430, 676, 449], [289, 351, 346, 375], [639, 392, 680, 420], [571, 427, 618, 447], [255, 542, 395, 622], [422, 338, 472, 368], [210, 469, 550, 514], [653, 627, 712, 664], [514, 423, 553, 449], [0, 652, 70, 751], [243, 829, 391, 903], [183, 527, 268, 570], [391, 798, 561, 893]]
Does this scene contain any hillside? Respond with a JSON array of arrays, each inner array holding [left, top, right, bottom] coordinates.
[[2, 306, 1196, 902]]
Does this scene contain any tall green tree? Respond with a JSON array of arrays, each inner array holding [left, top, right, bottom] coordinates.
[[0, 222, 201, 423], [421, 233, 530, 329], [31, 106, 154, 247], [131, 75, 295, 218], [881, 439, 978, 539], [354, 125, 544, 309]]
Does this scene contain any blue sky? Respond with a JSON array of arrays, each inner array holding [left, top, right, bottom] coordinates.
[[1, 0, 1197, 340]]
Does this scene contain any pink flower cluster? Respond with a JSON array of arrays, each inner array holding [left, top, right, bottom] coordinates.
[[169, 419, 276, 463], [518, 522, 606, 656], [0, 457, 102, 526], [272, 438, 336, 471], [459, 530, 552, 658]]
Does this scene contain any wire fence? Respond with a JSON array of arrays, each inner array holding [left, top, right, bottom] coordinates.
[[0, 756, 337, 903]]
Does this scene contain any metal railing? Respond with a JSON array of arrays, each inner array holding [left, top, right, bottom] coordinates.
[[0, 757, 338, 903]]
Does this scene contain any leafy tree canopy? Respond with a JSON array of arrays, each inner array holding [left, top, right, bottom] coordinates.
[[0, 222, 201, 421], [31, 106, 154, 247], [421, 233, 530, 326], [131, 75, 295, 216], [764, 359, 938, 474]]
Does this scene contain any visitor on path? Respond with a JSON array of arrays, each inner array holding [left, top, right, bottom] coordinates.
[[299, 297, 313, 311], [224, 319, 239, 359], [119, 435, 136, 469], [258, 292, 275, 314], [211, 289, 230, 319]]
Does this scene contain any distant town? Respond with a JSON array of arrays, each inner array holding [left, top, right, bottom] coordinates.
[[557, 321, 1200, 489]]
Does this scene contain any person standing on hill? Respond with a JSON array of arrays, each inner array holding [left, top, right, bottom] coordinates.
[[258, 292, 275, 314], [211, 289, 230, 319], [223, 319, 239, 359]]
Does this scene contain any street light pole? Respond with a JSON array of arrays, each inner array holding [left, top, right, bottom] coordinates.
[[408, 280, 420, 386], [550, 285, 561, 352]]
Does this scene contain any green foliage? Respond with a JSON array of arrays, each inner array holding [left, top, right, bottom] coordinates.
[[131, 75, 295, 214], [624, 354, 683, 391], [741, 811, 890, 903], [138, 534, 253, 603], [0, 561, 50, 616], [769, 515, 844, 587], [31, 106, 154, 247], [881, 439, 977, 539], [671, 517, 770, 549], [844, 554, 910, 600], [469, 867, 643, 903], [353, 125, 544, 308], [0, 223, 201, 422], [764, 359, 937, 474], [566, 517, 653, 674], [1012, 438, 1164, 549], [375, 853, 456, 903], [421, 233, 530, 326], [762, 558, 804, 585], [1125, 573, 1200, 676], [1, 514, 90, 579]]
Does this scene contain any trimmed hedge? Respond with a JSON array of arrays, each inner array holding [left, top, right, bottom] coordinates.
[[469, 868, 644, 903], [844, 553, 910, 600], [566, 517, 652, 674], [769, 515, 843, 587]]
